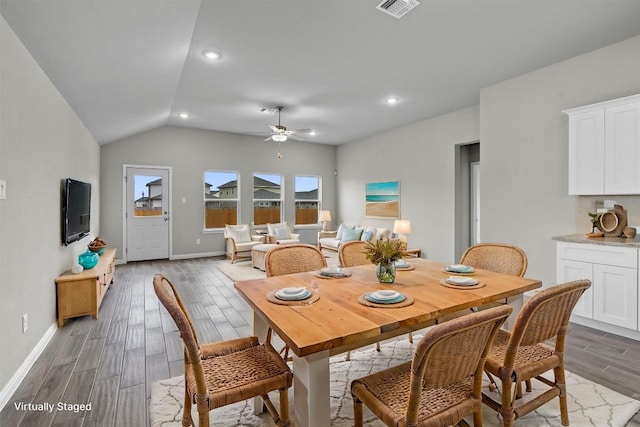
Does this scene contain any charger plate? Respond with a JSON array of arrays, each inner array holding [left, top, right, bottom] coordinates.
[[266, 289, 320, 305]]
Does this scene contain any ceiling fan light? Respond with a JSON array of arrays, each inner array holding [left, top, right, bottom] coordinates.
[[385, 97, 399, 105], [272, 134, 287, 142], [202, 49, 222, 60], [178, 112, 189, 119], [309, 130, 317, 136]]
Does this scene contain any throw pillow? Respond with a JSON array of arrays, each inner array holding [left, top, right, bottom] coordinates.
[[267, 223, 290, 239], [361, 229, 374, 241], [226, 224, 251, 243], [341, 227, 363, 242], [375, 228, 391, 240], [336, 223, 354, 240], [361, 227, 377, 241]]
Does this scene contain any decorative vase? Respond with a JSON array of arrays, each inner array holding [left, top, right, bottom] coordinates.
[[78, 250, 99, 270], [376, 261, 396, 283]]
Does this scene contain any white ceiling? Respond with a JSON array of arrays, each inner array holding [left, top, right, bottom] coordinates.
[[2, 0, 640, 145]]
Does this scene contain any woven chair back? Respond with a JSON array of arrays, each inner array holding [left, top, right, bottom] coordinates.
[[153, 274, 202, 366], [403, 305, 512, 423], [265, 244, 327, 277], [411, 305, 512, 389], [338, 240, 369, 267], [460, 243, 528, 277], [510, 279, 591, 348]]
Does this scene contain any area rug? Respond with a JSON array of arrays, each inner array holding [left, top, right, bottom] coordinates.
[[150, 338, 640, 427], [215, 251, 339, 283]]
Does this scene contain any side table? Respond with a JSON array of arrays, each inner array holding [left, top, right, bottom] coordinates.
[[403, 248, 422, 258]]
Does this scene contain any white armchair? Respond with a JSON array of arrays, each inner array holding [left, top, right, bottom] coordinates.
[[264, 222, 300, 245], [224, 224, 263, 263]]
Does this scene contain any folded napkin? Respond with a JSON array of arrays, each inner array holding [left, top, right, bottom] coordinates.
[[320, 267, 350, 277]]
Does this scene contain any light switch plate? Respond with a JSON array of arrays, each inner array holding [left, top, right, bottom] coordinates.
[[0, 180, 6, 199]]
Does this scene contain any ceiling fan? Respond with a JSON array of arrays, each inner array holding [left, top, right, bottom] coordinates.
[[250, 106, 312, 142]]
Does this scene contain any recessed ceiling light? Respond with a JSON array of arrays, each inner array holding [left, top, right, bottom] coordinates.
[[385, 97, 400, 105], [202, 49, 222, 60], [178, 112, 189, 119]]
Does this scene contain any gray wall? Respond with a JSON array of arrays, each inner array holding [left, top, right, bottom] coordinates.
[[336, 105, 480, 263], [337, 35, 640, 289], [480, 34, 640, 287], [100, 126, 337, 259], [0, 17, 100, 391]]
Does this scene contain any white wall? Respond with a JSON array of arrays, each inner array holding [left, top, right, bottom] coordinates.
[[337, 105, 480, 263], [0, 17, 100, 392], [100, 126, 337, 258], [480, 35, 640, 287]]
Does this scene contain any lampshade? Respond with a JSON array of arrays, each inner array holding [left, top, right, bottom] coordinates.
[[318, 210, 332, 222], [393, 219, 411, 235]]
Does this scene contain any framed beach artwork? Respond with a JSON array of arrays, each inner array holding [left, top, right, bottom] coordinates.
[[365, 181, 400, 218]]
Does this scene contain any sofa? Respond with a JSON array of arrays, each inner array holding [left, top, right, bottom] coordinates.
[[318, 224, 393, 252]]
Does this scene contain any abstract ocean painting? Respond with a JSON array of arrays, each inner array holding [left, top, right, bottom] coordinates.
[[365, 181, 400, 218]]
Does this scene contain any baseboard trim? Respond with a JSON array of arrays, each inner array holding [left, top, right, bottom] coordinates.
[[170, 251, 223, 260], [0, 322, 57, 410]]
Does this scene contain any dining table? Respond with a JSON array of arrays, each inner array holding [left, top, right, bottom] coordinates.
[[234, 258, 542, 427]]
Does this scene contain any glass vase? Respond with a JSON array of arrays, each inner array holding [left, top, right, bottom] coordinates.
[[376, 261, 396, 283]]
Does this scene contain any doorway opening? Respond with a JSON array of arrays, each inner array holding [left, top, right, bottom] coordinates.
[[454, 142, 480, 261]]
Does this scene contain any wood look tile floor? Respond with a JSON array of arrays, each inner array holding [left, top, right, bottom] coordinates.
[[2, 257, 639, 426]]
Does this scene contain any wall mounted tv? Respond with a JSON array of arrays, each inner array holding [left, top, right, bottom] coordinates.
[[61, 178, 91, 245]]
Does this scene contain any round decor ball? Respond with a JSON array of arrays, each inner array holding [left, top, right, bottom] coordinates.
[[78, 251, 99, 270]]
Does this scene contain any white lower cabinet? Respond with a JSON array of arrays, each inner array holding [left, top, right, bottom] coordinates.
[[556, 241, 639, 336]]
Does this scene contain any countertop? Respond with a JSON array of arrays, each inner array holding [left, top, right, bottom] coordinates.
[[553, 233, 640, 248]]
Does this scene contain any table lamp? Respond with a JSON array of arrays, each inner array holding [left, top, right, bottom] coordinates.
[[318, 210, 332, 231], [393, 219, 411, 246]]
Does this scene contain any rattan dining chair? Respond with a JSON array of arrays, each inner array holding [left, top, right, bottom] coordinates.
[[460, 243, 528, 277], [439, 243, 528, 325], [338, 240, 369, 267], [351, 305, 513, 427], [481, 279, 591, 427], [264, 243, 327, 277], [153, 274, 293, 427]]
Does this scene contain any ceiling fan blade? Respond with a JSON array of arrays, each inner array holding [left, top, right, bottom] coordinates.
[[268, 125, 280, 133], [264, 136, 274, 141], [289, 134, 306, 141], [287, 128, 313, 134]]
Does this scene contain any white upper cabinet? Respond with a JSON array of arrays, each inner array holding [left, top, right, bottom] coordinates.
[[564, 94, 640, 195]]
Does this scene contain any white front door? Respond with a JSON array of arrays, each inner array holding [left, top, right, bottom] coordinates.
[[126, 167, 170, 261]]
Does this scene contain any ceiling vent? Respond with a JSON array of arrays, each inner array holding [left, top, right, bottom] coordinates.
[[376, 0, 420, 19]]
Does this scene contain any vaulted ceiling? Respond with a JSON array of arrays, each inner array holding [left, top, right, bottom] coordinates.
[[2, 0, 640, 145]]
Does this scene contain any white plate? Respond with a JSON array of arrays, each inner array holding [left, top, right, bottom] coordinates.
[[446, 276, 478, 286], [281, 287, 306, 295], [446, 264, 474, 273], [394, 260, 409, 267], [275, 289, 311, 300], [371, 290, 401, 300]]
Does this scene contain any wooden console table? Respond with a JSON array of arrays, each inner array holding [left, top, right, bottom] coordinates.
[[55, 247, 116, 326]]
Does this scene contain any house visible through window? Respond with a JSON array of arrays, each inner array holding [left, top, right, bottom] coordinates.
[[204, 171, 239, 229], [295, 175, 320, 225], [253, 173, 282, 225], [134, 175, 163, 217]]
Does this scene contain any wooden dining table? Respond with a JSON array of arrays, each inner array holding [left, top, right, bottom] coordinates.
[[234, 258, 541, 427]]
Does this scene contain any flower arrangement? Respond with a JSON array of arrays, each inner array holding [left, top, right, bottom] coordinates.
[[363, 239, 405, 265]]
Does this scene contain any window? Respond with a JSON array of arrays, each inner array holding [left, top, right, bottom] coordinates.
[[295, 175, 320, 225], [253, 173, 282, 225], [134, 175, 163, 217], [204, 171, 239, 229]]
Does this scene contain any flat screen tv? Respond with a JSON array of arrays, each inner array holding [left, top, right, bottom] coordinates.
[[61, 178, 91, 245]]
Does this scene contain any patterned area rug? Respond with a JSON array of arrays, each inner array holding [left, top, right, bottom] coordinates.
[[150, 338, 640, 427]]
